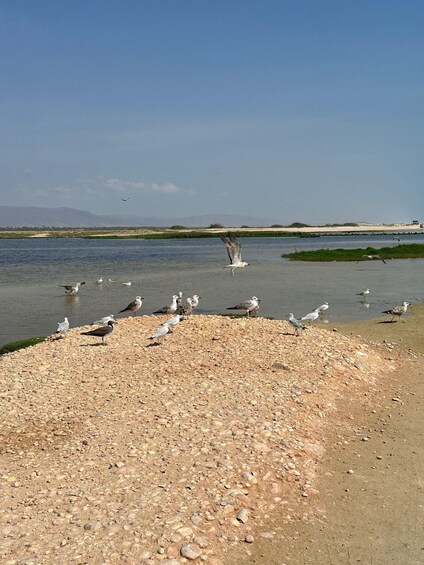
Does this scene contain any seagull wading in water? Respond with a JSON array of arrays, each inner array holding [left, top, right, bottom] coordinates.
[[81, 320, 114, 345], [60, 282, 85, 295], [220, 232, 249, 275], [288, 313, 306, 336], [357, 288, 370, 300], [227, 296, 260, 317], [382, 301, 410, 322], [119, 296, 143, 316], [314, 302, 329, 314]]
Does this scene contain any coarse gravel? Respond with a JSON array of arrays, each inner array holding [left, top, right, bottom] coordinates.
[[0, 315, 398, 564]]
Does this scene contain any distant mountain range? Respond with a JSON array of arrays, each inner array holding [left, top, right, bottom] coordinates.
[[0, 206, 281, 228]]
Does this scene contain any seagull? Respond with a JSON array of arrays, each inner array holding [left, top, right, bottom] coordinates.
[[122, 281, 132, 287], [314, 302, 329, 314], [301, 310, 320, 324], [81, 320, 114, 345], [176, 291, 184, 313], [60, 282, 85, 295], [180, 297, 193, 318], [356, 254, 386, 264], [382, 301, 410, 322], [190, 294, 201, 309], [93, 314, 116, 325], [220, 232, 249, 275], [121, 197, 130, 202], [108, 278, 116, 283], [288, 313, 306, 336], [148, 324, 170, 344], [227, 296, 260, 317], [162, 314, 182, 331], [96, 277, 103, 284], [357, 288, 370, 300], [55, 317, 69, 334], [119, 296, 143, 316], [153, 295, 179, 315]]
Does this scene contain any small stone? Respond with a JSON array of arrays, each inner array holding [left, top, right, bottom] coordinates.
[[347, 469, 354, 474], [193, 536, 209, 548], [180, 543, 202, 560], [245, 534, 254, 543], [236, 508, 249, 523]]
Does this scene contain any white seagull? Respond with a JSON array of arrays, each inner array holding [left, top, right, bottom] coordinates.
[[162, 314, 182, 331], [356, 254, 386, 264], [227, 296, 260, 317], [122, 281, 132, 287], [148, 324, 170, 344], [382, 301, 410, 322], [300, 310, 320, 324], [357, 288, 370, 300], [314, 301, 329, 313], [119, 296, 143, 316], [153, 295, 179, 315], [60, 282, 85, 295], [220, 232, 249, 275], [56, 317, 69, 334], [93, 314, 116, 325], [96, 277, 103, 284], [190, 294, 201, 309], [288, 313, 306, 336]]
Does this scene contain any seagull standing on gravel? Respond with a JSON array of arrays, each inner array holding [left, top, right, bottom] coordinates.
[[148, 324, 170, 345], [190, 294, 201, 309], [180, 297, 194, 318], [153, 295, 179, 315], [60, 282, 85, 295], [81, 320, 114, 345], [227, 296, 260, 317], [382, 301, 410, 322], [96, 277, 103, 284], [119, 296, 143, 316], [122, 281, 132, 287], [56, 317, 69, 334], [288, 313, 306, 336], [93, 314, 116, 325], [357, 288, 370, 300], [162, 314, 182, 332], [300, 310, 320, 324], [220, 232, 249, 275]]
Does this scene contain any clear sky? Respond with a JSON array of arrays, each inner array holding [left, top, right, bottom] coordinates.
[[1, 1, 423, 224]]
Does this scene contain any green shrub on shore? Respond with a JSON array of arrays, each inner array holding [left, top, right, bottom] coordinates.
[[283, 244, 424, 262], [0, 336, 46, 355]]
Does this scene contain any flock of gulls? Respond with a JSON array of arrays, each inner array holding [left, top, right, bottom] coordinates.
[[53, 233, 413, 344]]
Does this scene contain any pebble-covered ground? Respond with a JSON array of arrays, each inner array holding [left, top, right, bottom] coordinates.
[[0, 315, 398, 564]]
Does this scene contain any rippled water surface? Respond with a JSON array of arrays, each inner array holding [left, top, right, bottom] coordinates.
[[1, 234, 423, 346]]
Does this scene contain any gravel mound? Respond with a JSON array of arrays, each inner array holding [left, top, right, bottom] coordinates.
[[0, 315, 397, 564]]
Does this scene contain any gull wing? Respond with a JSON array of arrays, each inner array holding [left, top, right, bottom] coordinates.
[[220, 233, 242, 264], [60, 284, 73, 291]]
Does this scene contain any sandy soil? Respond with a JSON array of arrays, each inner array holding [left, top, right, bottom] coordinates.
[[0, 310, 422, 564], [226, 307, 424, 565]]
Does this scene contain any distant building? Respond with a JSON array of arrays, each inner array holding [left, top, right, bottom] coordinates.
[[412, 220, 420, 225]]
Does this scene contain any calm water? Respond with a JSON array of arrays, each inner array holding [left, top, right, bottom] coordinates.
[[1, 234, 423, 347]]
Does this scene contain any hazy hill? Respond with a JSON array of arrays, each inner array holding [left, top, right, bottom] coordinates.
[[0, 206, 280, 228]]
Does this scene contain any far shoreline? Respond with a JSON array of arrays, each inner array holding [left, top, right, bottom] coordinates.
[[0, 222, 423, 239]]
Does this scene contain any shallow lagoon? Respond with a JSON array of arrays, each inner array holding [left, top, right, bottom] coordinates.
[[1, 234, 423, 347]]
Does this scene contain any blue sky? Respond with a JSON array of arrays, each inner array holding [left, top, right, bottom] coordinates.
[[1, 1, 423, 223]]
